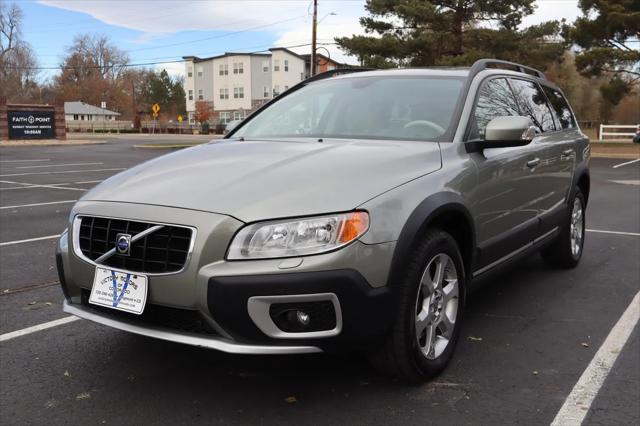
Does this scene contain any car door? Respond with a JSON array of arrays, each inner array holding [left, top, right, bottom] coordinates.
[[508, 78, 574, 238], [537, 84, 580, 235], [467, 77, 543, 268]]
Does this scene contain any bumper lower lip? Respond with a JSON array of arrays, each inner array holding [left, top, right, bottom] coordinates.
[[63, 300, 322, 355]]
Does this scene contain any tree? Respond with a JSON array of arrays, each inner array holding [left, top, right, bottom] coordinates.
[[194, 100, 213, 132], [54, 34, 130, 113], [0, 2, 39, 102], [565, 0, 640, 115], [336, 0, 566, 70], [140, 69, 186, 118]]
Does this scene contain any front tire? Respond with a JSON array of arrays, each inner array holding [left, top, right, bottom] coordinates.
[[369, 230, 466, 383], [541, 187, 586, 268]]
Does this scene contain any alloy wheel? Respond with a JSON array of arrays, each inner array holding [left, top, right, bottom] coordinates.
[[570, 197, 584, 257], [415, 253, 459, 360]]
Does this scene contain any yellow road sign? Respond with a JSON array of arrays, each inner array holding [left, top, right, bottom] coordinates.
[[152, 103, 160, 114], [177, 115, 183, 123]]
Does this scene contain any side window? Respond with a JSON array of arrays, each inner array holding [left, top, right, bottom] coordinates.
[[541, 85, 576, 130], [473, 78, 520, 139], [509, 79, 556, 133]]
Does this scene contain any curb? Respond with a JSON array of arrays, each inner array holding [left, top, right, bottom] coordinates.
[[0, 140, 107, 147]]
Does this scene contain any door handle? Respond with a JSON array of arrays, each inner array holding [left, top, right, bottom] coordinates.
[[526, 158, 540, 168], [561, 149, 573, 158]]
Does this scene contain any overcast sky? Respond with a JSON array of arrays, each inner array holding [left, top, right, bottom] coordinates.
[[20, 0, 583, 80]]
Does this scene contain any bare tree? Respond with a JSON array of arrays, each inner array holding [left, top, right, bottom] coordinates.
[[0, 2, 39, 101]]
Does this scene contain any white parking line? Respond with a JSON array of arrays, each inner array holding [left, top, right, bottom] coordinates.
[[0, 159, 50, 163], [16, 162, 103, 169], [612, 158, 640, 169], [0, 179, 93, 192], [586, 229, 640, 237], [0, 168, 125, 177], [0, 234, 60, 246], [551, 291, 640, 426], [0, 316, 79, 343], [0, 200, 76, 210]]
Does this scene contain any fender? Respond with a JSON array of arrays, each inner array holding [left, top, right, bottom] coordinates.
[[569, 163, 590, 206], [386, 191, 476, 288]]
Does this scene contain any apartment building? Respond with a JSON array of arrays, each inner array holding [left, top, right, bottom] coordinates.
[[183, 48, 307, 125]]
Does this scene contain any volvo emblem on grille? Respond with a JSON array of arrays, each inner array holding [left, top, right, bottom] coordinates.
[[115, 233, 132, 256]]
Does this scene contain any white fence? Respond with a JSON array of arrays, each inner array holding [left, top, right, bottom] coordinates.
[[599, 124, 639, 141]]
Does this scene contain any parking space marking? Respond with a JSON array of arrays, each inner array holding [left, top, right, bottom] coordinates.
[[551, 291, 639, 426], [0, 179, 93, 192], [16, 162, 104, 169], [0, 200, 76, 210], [0, 235, 60, 246], [586, 229, 640, 237], [0, 167, 125, 177], [612, 158, 640, 169], [0, 316, 79, 343], [0, 159, 50, 163]]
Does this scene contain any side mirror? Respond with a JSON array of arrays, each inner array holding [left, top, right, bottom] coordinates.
[[466, 116, 537, 153]]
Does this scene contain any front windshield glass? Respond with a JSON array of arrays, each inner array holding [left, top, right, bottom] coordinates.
[[234, 76, 464, 141]]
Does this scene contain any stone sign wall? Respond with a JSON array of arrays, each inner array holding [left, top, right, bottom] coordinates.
[[0, 97, 66, 141]]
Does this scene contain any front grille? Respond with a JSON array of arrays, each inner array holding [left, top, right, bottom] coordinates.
[[78, 216, 193, 274], [80, 290, 218, 336]]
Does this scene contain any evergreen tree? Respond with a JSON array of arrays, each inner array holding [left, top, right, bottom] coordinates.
[[336, 0, 566, 70]]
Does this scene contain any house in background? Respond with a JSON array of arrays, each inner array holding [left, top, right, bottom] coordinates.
[[64, 101, 121, 122], [183, 48, 350, 125]]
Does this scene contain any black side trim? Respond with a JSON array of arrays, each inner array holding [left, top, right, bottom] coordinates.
[[475, 217, 538, 269], [207, 269, 392, 350], [55, 248, 70, 300]]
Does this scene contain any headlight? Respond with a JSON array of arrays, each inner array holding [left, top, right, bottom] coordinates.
[[227, 211, 370, 260]]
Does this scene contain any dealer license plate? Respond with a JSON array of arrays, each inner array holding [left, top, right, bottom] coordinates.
[[89, 267, 148, 315]]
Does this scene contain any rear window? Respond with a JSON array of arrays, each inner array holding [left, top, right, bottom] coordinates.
[[234, 76, 465, 141], [541, 85, 576, 130], [509, 78, 556, 133]]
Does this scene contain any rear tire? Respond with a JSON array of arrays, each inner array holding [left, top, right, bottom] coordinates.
[[541, 187, 586, 268], [368, 229, 466, 383]]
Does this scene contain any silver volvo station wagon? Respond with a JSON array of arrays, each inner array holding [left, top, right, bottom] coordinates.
[[57, 59, 590, 382]]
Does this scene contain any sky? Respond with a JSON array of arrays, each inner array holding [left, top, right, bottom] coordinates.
[[14, 0, 584, 81]]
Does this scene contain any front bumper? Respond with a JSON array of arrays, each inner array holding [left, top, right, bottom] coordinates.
[[58, 201, 396, 354]]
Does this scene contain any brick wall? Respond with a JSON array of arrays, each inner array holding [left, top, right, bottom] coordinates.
[[0, 99, 66, 141]]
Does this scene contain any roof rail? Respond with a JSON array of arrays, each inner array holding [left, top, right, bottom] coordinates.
[[469, 59, 546, 80]]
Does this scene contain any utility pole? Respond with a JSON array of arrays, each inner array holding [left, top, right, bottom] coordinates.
[[311, 0, 318, 76]]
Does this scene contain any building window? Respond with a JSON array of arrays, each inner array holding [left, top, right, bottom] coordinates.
[[219, 88, 229, 100], [220, 111, 231, 124], [234, 87, 244, 99], [262, 60, 269, 72], [188, 90, 193, 101], [197, 66, 203, 77], [273, 85, 280, 97], [300, 72, 304, 81], [198, 89, 203, 100], [219, 64, 228, 76], [327, 65, 335, 71], [233, 62, 244, 74], [187, 66, 193, 77], [284, 59, 289, 72], [263, 86, 270, 98], [233, 111, 244, 121], [188, 112, 195, 124], [274, 60, 280, 72]]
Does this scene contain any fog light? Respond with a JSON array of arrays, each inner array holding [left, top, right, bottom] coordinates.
[[296, 310, 310, 325], [269, 301, 336, 333]]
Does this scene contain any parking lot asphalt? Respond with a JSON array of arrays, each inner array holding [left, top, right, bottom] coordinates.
[[0, 140, 638, 425]]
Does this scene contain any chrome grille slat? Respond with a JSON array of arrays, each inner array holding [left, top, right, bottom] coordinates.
[[76, 216, 194, 274]]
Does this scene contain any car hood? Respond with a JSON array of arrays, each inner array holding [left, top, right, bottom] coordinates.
[[82, 139, 442, 222]]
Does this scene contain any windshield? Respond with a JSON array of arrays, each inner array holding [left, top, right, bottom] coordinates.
[[233, 76, 465, 141]]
